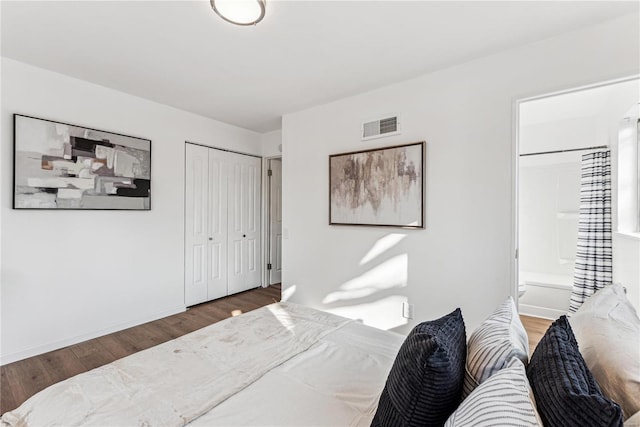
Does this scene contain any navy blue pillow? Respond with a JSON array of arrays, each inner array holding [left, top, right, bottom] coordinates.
[[527, 315, 623, 427], [371, 308, 466, 427]]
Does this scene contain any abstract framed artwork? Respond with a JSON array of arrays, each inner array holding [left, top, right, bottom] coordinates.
[[329, 141, 424, 228], [13, 114, 151, 210]]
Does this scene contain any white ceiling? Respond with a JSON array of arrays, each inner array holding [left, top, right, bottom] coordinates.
[[2, 1, 638, 133]]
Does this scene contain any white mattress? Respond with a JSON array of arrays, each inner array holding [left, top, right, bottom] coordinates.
[[2, 303, 403, 427]]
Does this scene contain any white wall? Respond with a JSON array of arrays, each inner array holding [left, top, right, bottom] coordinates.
[[614, 105, 640, 312], [281, 14, 640, 334], [0, 58, 261, 364], [261, 130, 282, 158], [613, 234, 640, 311], [520, 117, 600, 154]]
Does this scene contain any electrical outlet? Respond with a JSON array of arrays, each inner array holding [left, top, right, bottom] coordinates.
[[402, 302, 414, 319]]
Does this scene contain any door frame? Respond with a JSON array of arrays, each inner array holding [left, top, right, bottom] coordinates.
[[510, 75, 639, 309], [261, 155, 282, 287]]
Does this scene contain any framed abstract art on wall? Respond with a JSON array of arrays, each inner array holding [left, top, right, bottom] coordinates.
[[329, 141, 424, 228], [13, 114, 151, 210]]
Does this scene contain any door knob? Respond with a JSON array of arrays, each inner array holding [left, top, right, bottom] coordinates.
[[208, 237, 213, 241], [243, 234, 246, 238]]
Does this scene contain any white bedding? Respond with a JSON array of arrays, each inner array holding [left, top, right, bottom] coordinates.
[[2, 302, 403, 427], [192, 321, 404, 426]]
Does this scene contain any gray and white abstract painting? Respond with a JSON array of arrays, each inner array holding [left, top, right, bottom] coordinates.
[[330, 142, 424, 228], [13, 115, 151, 210]]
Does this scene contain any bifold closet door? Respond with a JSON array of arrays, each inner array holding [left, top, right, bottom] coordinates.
[[227, 154, 262, 295], [185, 145, 229, 306], [186, 144, 261, 306]]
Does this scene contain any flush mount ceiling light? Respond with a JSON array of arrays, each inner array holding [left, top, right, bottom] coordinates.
[[211, 0, 266, 26]]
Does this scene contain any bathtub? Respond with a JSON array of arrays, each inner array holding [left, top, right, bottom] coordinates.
[[518, 271, 572, 319]]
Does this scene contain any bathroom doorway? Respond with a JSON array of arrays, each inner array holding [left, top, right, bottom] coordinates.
[[516, 78, 639, 319]]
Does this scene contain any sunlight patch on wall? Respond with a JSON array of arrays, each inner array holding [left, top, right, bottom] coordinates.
[[322, 254, 408, 304], [360, 233, 407, 265], [282, 284, 297, 301], [325, 295, 409, 330]]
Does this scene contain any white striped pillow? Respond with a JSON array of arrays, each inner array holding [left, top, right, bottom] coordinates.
[[463, 297, 529, 397], [446, 358, 542, 427]]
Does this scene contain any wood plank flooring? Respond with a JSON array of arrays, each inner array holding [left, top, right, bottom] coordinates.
[[520, 315, 553, 354], [0, 284, 281, 415], [1, 287, 551, 416]]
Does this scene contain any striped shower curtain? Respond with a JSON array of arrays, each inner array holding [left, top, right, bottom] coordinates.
[[569, 150, 612, 314]]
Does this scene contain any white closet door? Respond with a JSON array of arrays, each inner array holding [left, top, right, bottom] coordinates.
[[244, 155, 262, 289], [228, 154, 262, 294], [185, 144, 209, 306], [269, 159, 282, 284], [207, 150, 228, 300]]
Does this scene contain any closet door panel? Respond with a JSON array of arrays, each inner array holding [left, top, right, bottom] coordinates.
[[244, 157, 262, 288], [207, 151, 228, 300], [227, 155, 261, 294], [185, 144, 209, 306], [227, 161, 246, 294]]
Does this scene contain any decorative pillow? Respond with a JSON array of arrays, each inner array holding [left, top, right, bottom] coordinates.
[[370, 308, 466, 427], [527, 315, 623, 427], [445, 358, 541, 427], [463, 297, 529, 397], [569, 284, 640, 420], [626, 412, 640, 427]]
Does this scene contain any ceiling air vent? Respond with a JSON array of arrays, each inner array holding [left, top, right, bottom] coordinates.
[[361, 115, 400, 141]]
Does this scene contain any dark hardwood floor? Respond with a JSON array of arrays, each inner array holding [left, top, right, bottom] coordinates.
[[1, 284, 281, 415], [1, 286, 550, 416]]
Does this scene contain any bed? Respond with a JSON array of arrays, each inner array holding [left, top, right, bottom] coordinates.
[[3, 285, 639, 427], [1, 302, 404, 427]]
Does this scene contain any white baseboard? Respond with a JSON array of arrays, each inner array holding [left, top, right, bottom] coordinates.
[[519, 303, 566, 320], [0, 305, 186, 366]]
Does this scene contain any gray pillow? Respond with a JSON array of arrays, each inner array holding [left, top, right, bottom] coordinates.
[[463, 297, 529, 397], [446, 358, 541, 427], [569, 284, 640, 420]]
